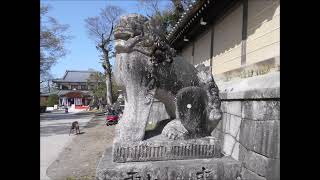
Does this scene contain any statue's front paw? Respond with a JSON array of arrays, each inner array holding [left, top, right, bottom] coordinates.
[[161, 120, 188, 140]]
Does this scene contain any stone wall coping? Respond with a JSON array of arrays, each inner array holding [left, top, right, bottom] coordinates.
[[217, 72, 280, 100], [219, 87, 279, 100]]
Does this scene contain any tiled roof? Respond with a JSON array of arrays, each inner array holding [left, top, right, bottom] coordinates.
[[167, 0, 211, 44], [56, 90, 93, 96], [52, 70, 99, 83], [40, 91, 59, 96]]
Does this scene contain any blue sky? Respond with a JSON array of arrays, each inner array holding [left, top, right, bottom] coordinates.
[[41, 0, 171, 79]]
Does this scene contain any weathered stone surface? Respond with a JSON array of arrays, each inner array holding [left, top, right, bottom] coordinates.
[[228, 114, 242, 139], [176, 87, 211, 137], [231, 142, 240, 161], [211, 123, 223, 141], [222, 134, 236, 157], [266, 158, 280, 180], [113, 137, 222, 163], [238, 119, 255, 151], [241, 167, 266, 180], [220, 110, 241, 140], [221, 101, 227, 113], [221, 113, 231, 135], [113, 51, 155, 142], [240, 120, 280, 159], [97, 151, 242, 180], [211, 128, 223, 140], [224, 101, 242, 116], [217, 71, 280, 99], [161, 120, 188, 140], [114, 14, 148, 41], [212, 113, 241, 160], [244, 151, 268, 177], [220, 87, 280, 100], [242, 101, 280, 121], [239, 145, 270, 177], [216, 119, 223, 131], [113, 13, 222, 143]]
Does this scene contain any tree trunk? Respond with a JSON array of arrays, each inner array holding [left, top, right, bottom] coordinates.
[[102, 48, 113, 105], [106, 72, 113, 104], [98, 98, 103, 110]]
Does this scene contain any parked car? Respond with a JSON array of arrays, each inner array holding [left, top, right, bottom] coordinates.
[[106, 112, 119, 126], [40, 106, 46, 113]]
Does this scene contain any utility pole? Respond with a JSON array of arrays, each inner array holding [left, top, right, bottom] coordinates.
[[48, 80, 50, 93]]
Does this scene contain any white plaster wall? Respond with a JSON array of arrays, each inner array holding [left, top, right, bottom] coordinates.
[[246, 0, 280, 65], [212, 4, 243, 75], [180, 43, 194, 64], [194, 29, 211, 66]]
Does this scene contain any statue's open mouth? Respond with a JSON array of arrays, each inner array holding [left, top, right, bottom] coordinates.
[[114, 27, 135, 54], [114, 27, 133, 41], [114, 39, 127, 54]]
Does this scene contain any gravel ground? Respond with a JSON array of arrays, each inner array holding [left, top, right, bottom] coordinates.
[[47, 114, 116, 180]]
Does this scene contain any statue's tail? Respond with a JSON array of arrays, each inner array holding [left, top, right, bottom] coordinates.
[[196, 64, 222, 134]]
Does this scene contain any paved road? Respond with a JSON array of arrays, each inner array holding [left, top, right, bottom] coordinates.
[[40, 110, 94, 180]]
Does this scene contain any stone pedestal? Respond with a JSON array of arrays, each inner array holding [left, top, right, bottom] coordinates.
[[113, 137, 222, 163], [96, 147, 242, 180]]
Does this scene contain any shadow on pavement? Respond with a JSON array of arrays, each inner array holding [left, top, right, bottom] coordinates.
[[40, 113, 93, 121], [83, 116, 105, 129], [41, 122, 88, 137], [41, 122, 73, 137]]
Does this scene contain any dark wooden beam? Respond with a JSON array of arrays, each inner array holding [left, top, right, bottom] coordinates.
[[192, 41, 195, 65], [241, 0, 248, 66], [172, 0, 240, 50], [210, 25, 214, 67]]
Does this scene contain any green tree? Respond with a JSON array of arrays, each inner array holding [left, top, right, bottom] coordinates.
[[87, 72, 105, 110], [87, 72, 121, 110], [47, 94, 59, 107]]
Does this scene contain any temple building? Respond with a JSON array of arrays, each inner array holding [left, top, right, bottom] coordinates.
[[52, 70, 101, 109], [166, 0, 280, 179], [168, 0, 279, 80]]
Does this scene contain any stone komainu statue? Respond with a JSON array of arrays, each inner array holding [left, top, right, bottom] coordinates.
[[113, 14, 222, 143]]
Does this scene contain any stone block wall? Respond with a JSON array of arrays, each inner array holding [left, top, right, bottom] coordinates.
[[212, 72, 280, 180], [212, 92, 279, 180]]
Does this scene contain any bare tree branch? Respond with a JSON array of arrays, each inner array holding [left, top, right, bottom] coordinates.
[[40, 4, 71, 82], [84, 5, 124, 105]]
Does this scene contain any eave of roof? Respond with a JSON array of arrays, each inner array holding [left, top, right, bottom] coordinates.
[[167, 0, 209, 44], [56, 90, 93, 97], [40, 91, 58, 96], [167, 0, 238, 50], [52, 70, 102, 83], [52, 80, 99, 83], [62, 70, 97, 79]]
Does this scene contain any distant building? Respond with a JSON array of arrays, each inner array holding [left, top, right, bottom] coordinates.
[[40, 92, 49, 106], [52, 70, 101, 108]]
